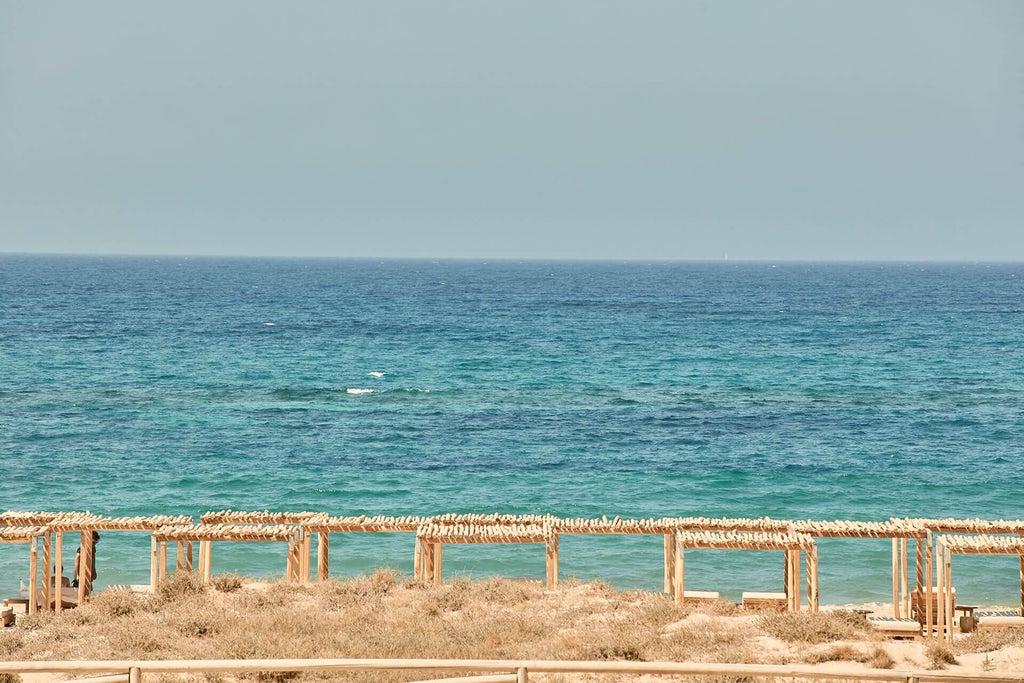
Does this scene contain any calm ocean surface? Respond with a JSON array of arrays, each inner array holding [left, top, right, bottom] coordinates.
[[2, 255, 1023, 606]]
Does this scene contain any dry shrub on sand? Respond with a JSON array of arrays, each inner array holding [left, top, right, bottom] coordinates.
[[757, 610, 869, 644], [951, 627, 1024, 654], [925, 642, 958, 669], [803, 644, 894, 669]]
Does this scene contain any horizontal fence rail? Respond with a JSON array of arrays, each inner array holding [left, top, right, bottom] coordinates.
[[0, 658, 1021, 683]]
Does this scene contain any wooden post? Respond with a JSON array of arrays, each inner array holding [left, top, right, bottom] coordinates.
[[673, 540, 684, 604], [318, 532, 329, 582], [42, 532, 52, 612], [808, 544, 819, 612], [186, 541, 194, 572], [158, 541, 168, 581], [936, 542, 946, 643], [545, 533, 559, 588], [1019, 534, 1023, 616], [129, 666, 141, 683], [286, 538, 297, 581], [202, 541, 213, 584], [28, 536, 39, 615], [177, 541, 185, 572], [663, 533, 674, 594], [783, 550, 790, 602], [901, 538, 909, 618], [79, 530, 94, 604], [150, 536, 159, 592], [891, 538, 899, 618], [433, 543, 443, 586], [516, 666, 527, 683], [915, 537, 924, 606], [944, 547, 954, 643], [54, 532, 63, 614], [790, 550, 800, 612], [925, 532, 933, 638], [414, 536, 423, 582]]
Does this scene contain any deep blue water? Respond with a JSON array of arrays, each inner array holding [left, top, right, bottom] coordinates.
[[2, 256, 1023, 605]]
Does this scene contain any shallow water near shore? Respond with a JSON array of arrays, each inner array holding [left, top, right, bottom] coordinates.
[[2, 256, 1023, 605]]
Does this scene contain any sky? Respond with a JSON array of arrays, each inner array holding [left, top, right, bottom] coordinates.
[[1, 1, 1022, 261]]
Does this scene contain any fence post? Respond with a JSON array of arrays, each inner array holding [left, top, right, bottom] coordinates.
[[516, 666, 528, 683], [129, 667, 142, 683]]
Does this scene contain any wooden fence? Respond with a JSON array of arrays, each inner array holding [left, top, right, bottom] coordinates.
[[0, 658, 1021, 683]]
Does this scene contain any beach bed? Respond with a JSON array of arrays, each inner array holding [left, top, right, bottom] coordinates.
[[867, 615, 922, 640], [741, 591, 789, 611]]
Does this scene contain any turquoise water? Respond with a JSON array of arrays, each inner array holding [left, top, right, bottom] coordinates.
[[2, 256, 1023, 605]]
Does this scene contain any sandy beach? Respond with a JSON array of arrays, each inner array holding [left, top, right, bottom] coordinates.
[[3, 574, 1024, 682]]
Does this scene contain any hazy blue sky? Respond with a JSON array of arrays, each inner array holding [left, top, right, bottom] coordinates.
[[2, 1, 1022, 260]]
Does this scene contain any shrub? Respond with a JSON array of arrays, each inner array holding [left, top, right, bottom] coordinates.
[[158, 571, 207, 602], [212, 573, 245, 593], [926, 643, 958, 669], [757, 610, 868, 643]]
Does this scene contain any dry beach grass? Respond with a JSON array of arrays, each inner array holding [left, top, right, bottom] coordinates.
[[2, 570, 1024, 682]]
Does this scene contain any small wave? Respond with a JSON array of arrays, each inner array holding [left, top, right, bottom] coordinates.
[[346, 388, 376, 395], [263, 322, 275, 326], [367, 371, 385, 378]]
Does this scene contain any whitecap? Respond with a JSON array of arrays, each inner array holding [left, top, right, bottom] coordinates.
[[346, 388, 376, 394], [367, 371, 385, 378], [263, 322, 276, 326]]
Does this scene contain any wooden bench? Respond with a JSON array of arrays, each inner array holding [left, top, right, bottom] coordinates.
[[976, 610, 1024, 630], [741, 591, 788, 611], [867, 615, 922, 640], [682, 590, 720, 605]]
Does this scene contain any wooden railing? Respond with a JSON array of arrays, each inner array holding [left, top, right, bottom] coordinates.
[[0, 658, 1021, 683]]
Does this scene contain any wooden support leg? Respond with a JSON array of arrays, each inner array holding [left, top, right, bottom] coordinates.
[[186, 541, 194, 572], [673, 541, 684, 604], [202, 541, 213, 584], [42, 533, 52, 612], [901, 538, 909, 618], [945, 549, 954, 644], [158, 541, 168, 582], [891, 538, 900, 618], [28, 537, 39, 615], [318, 532, 329, 582], [53, 533, 63, 614], [664, 533, 674, 595], [150, 536, 159, 592], [433, 543, 443, 586], [926, 533, 933, 638], [177, 541, 185, 572], [79, 530, 94, 604], [545, 534, 559, 588], [808, 545, 819, 612]]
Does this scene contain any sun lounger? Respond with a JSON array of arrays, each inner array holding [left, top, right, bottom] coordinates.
[[975, 610, 1024, 630], [682, 590, 720, 605], [867, 615, 922, 640], [741, 591, 788, 611]]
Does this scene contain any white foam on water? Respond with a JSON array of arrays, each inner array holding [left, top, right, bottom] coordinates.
[[346, 388, 376, 394], [263, 322, 276, 326], [367, 371, 385, 378]]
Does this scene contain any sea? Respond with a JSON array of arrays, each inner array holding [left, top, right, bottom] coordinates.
[[2, 255, 1023, 607]]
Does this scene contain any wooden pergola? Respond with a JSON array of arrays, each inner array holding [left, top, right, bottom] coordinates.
[[151, 523, 304, 588], [0, 526, 50, 613], [414, 522, 555, 587], [933, 533, 1024, 643], [792, 520, 931, 621], [671, 530, 818, 611], [201, 510, 327, 582]]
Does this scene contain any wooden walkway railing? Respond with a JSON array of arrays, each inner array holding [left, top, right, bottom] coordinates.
[[0, 658, 1021, 683]]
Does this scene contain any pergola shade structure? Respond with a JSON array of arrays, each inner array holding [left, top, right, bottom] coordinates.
[[151, 524, 304, 589], [414, 522, 555, 586], [672, 530, 818, 612], [934, 534, 1024, 643], [793, 520, 931, 621]]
